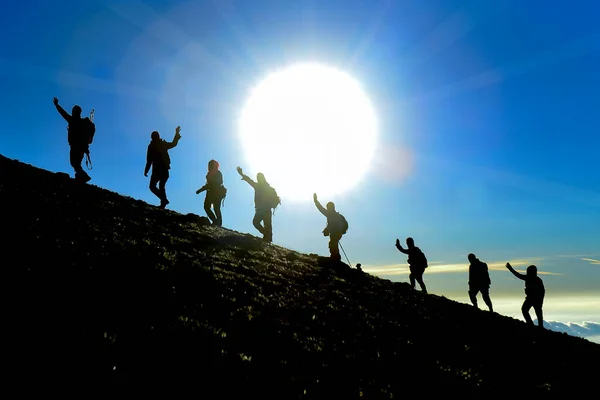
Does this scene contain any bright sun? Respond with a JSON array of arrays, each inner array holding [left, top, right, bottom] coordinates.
[[239, 63, 378, 202]]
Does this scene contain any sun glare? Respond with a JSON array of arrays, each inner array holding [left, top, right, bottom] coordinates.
[[239, 63, 378, 202]]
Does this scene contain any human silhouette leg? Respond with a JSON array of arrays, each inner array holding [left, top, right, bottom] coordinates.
[[149, 174, 162, 200], [522, 299, 534, 325], [481, 288, 493, 312], [149, 170, 169, 208], [214, 200, 222, 227], [468, 287, 479, 308], [252, 209, 272, 241], [414, 272, 427, 293], [204, 196, 217, 224], [158, 173, 169, 208], [252, 212, 264, 234], [328, 233, 342, 260], [263, 210, 272, 242], [533, 301, 544, 328], [70, 148, 90, 182]]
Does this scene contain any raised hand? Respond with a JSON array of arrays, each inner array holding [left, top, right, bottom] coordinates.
[[395, 238, 400, 247], [313, 193, 318, 201], [53, 97, 59, 105], [505, 262, 511, 269], [236, 166, 243, 176], [175, 126, 181, 137]]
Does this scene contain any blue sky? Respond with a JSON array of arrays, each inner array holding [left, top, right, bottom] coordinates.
[[1, 0, 599, 340]]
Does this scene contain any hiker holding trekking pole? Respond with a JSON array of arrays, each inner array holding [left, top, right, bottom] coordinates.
[[52, 97, 95, 183], [313, 193, 348, 261]]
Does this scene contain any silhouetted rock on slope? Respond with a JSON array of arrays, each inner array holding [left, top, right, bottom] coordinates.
[[1, 153, 598, 397]]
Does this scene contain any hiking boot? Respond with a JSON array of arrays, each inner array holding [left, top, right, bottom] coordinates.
[[159, 199, 170, 209], [74, 171, 91, 184]]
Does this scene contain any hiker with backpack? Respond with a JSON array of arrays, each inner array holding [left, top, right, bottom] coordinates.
[[313, 193, 348, 261], [395, 237, 428, 293], [196, 159, 226, 227], [236, 166, 280, 242], [52, 97, 95, 183], [468, 253, 493, 312], [144, 126, 182, 209], [505, 262, 546, 328]]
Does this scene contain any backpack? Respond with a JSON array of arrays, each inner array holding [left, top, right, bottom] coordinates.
[[83, 112, 95, 169], [411, 247, 428, 269], [84, 117, 96, 145], [338, 213, 348, 235], [325, 213, 348, 236], [217, 185, 227, 207], [67, 117, 95, 147], [265, 185, 281, 210], [526, 276, 545, 299]]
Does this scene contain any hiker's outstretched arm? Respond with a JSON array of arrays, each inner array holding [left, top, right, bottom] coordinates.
[[395, 243, 408, 254], [165, 136, 180, 149], [240, 174, 257, 188], [505, 263, 526, 280], [54, 102, 71, 122], [165, 141, 178, 149], [196, 185, 207, 194], [314, 199, 327, 216], [236, 166, 256, 188], [165, 126, 181, 149]]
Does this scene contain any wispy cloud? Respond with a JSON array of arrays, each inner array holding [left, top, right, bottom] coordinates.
[[362, 257, 564, 276], [581, 258, 600, 265], [556, 254, 600, 259], [557, 255, 600, 265]]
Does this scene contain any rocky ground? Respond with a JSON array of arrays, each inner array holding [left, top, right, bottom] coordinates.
[[1, 153, 598, 397]]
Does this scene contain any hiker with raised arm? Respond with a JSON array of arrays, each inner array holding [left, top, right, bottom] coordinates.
[[236, 166, 280, 242], [505, 262, 545, 328], [52, 97, 95, 183], [313, 193, 348, 261], [468, 253, 493, 312], [144, 126, 181, 209], [196, 159, 227, 227], [395, 237, 428, 293]]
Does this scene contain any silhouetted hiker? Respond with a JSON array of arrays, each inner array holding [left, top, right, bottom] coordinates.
[[236, 166, 280, 242], [144, 126, 182, 209], [196, 159, 227, 226], [395, 237, 428, 293], [313, 193, 349, 261], [52, 97, 95, 183], [505, 262, 545, 328], [468, 253, 493, 312]]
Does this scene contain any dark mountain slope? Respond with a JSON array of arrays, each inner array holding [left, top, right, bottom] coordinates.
[[1, 154, 598, 397]]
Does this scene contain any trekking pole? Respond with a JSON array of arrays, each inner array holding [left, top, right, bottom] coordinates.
[[339, 241, 352, 268], [85, 109, 95, 170]]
